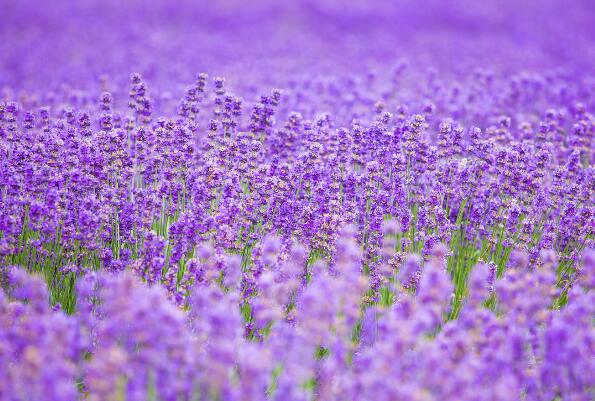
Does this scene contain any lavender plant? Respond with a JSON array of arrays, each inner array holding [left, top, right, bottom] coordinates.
[[0, 0, 594, 400]]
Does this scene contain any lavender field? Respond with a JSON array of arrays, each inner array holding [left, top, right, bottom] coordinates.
[[1, 0, 594, 400]]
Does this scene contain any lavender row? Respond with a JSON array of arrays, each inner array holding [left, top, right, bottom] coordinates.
[[1, 68, 593, 307], [1, 238, 593, 401]]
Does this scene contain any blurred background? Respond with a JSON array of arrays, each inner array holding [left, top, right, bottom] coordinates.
[[1, 0, 594, 92]]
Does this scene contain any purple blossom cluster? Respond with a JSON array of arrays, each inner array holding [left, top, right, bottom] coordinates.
[[1, 0, 594, 400], [1, 245, 594, 400]]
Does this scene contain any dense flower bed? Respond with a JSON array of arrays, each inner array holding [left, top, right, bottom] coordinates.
[[0, 0, 594, 400]]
